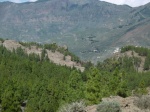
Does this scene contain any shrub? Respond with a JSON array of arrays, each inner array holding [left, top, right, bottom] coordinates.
[[133, 81, 148, 97], [58, 101, 86, 112], [134, 95, 150, 110], [0, 38, 4, 43], [96, 102, 121, 112]]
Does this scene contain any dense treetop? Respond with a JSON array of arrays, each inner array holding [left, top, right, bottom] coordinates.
[[0, 43, 150, 111]]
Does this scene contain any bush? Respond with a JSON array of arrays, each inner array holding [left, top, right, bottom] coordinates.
[[0, 38, 4, 43], [134, 95, 150, 110], [133, 81, 148, 97], [96, 102, 121, 112], [133, 88, 148, 97], [58, 101, 86, 112]]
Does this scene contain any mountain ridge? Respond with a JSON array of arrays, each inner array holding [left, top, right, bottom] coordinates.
[[0, 0, 150, 62]]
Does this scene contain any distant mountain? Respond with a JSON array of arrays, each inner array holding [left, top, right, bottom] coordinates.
[[0, 0, 150, 62]]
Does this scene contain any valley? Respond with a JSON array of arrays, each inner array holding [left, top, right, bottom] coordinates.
[[0, 0, 150, 62], [0, 0, 150, 112]]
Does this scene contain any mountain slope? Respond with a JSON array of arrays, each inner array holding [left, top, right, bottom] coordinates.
[[114, 3, 150, 47], [0, 0, 150, 62], [0, 39, 84, 71]]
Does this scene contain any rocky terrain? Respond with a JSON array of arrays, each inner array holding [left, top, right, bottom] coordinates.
[[0, 0, 150, 62], [86, 88, 150, 112], [0, 40, 84, 71]]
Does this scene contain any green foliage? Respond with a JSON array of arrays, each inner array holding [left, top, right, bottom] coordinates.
[[41, 49, 48, 61], [144, 57, 149, 70], [84, 61, 94, 70], [58, 101, 86, 112], [144, 53, 150, 70], [121, 45, 134, 53], [66, 70, 85, 102], [0, 38, 4, 43], [96, 102, 121, 112], [1, 85, 22, 112], [44, 43, 58, 52], [121, 46, 150, 71], [0, 45, 84, 111], [97, 46, 150, 98], [84, 66, 130, 104], [133, 80, 148, 96], [117, 80, 129, 98], [0, 43, 150, 111], [19, 42, 42, 48], [121, 46, 148, 56], [85, 67, 103, 104]]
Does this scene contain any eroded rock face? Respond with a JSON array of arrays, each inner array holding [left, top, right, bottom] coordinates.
[[3, 40, 24, 51], [46, 50, 85, 71], [1, 40, 84, 71]]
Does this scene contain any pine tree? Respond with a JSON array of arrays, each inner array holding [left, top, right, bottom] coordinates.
[[85, 67, 103, 104]]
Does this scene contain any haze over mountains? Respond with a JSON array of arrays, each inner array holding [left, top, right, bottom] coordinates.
[[0, 0, 150, 62]]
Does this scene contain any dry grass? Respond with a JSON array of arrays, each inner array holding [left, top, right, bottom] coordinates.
[[96, 101, 121, 112], [58, 101, 86, 112], [134, 95, 150, 110]]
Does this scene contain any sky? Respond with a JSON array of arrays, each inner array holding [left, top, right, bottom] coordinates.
[[0, 0, 149, 7], [0, 0, 37, 3], [100, 0, 150, 7]]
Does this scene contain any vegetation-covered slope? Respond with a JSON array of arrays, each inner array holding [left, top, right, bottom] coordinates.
[[0, 41, 150, 111], [0, 45, 85, 112], [0, 39, 84, 71]]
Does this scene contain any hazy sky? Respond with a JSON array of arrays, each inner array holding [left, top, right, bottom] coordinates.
[[100, 0, 150, 7], [0, 0, 149, 7], [0, 0, 37, 3]]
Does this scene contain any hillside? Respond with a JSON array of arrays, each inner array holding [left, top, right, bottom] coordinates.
[[0, 0, 150, 62], [113, 50, 146, 72], [0, 39, 84, 71], [0, 43, 150, 112]]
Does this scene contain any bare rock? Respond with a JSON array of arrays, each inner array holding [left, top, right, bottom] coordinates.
[[2, 40, 85, 72], [85, 105, 97, 112], [62, 45, 68, 50], [3, 40, 24, 51]]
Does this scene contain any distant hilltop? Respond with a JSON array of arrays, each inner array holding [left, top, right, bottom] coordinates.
[[0, 39, 85, 71]]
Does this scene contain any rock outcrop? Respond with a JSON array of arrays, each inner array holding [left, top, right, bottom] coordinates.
[[1, 40, 84, 71]]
